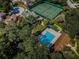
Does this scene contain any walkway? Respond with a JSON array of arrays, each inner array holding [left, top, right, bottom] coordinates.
[[67, 0, 79, 8]]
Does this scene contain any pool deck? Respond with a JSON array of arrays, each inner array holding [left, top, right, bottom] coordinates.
[[42, 28, 61, 45]]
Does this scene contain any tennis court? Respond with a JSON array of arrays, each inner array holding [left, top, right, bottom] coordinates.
[[31, 3, 63, 19]]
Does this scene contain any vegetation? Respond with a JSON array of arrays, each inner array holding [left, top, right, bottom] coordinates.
[[65, 9, 79, 38], [0, 15, 67, 59], [73, 0, 79, 2], [0, 16, 32, 59], [48, 0, 67, 5], [0, 0, 79, 59], [0, 0, 11, 13]]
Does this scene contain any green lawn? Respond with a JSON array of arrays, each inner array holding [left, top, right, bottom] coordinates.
[[32, 25, 46, 31]]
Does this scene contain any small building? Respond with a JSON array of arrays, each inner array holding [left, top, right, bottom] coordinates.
[[4, 14, 17, 24], [54, 32, 71, 51], [31, 2, 63, 20], [39, 28, 61, 47]]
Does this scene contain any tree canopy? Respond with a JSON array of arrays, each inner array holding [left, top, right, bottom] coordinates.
[[0, 0, 11, 13], [65, 9, 79, 37], [0, 16, 32, 59]]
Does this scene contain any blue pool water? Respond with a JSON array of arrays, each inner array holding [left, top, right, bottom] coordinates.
[[39, 31, 55, 46]]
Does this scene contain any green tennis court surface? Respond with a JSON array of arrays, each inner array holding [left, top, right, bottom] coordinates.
[[31, 3, 63, 19]]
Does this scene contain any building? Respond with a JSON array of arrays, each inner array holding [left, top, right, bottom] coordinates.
[[54, 32, 71, 51]]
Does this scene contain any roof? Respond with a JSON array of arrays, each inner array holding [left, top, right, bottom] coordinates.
[[39, 28, 61, 47], [31, 3, 63, 19], [54, 32, 71, 51]]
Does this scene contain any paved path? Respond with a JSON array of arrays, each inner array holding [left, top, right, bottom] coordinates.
[[67, 0, 79, 8], [66, 44, 79, 56]]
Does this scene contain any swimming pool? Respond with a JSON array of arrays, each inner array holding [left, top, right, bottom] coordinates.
[[39, 31, 55, 46]]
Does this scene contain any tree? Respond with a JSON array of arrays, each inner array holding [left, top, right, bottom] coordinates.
[[73, 0, 79, 2], [28, 43, 50, 59], [27, 35, 66, 59], [65, 9, 79, 38], [0, 16, 32, 59], [48, 0, 67, 5], [0, 0, 11, 13]]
